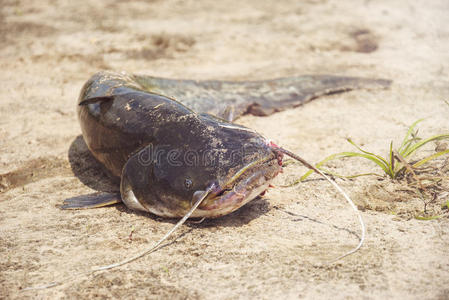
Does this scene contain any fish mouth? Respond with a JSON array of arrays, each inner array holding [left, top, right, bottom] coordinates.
[[196, 151, 283, 214]]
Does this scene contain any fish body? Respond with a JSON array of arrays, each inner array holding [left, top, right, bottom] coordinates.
[[67, 71, 390, 218]]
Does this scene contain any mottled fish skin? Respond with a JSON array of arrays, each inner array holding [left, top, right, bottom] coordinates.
[[78, 71, 282, 217], [76, 71, 390, 218], [133, 73, 391, 120]]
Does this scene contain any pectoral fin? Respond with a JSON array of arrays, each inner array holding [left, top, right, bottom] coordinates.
[[61, 192, 121, 209]]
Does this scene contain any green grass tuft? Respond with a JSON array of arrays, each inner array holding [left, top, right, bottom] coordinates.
[[299, 119, 449, 181]]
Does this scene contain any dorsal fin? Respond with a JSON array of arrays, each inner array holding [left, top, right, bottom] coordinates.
[[79, 95, 114, 106]]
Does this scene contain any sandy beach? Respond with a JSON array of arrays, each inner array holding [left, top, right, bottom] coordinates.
[[1, 0, 448, 298]]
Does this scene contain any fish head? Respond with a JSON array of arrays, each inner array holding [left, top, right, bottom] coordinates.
[[120, 114, 283, 218]]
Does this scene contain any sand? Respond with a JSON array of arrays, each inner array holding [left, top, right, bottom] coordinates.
[[1, 0, 448, 299]]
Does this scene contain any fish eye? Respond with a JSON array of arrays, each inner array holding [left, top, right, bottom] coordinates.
[[184, 178, 193, 190]]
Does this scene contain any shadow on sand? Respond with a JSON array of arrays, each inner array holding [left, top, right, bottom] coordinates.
[[68, 135, 120, 192]]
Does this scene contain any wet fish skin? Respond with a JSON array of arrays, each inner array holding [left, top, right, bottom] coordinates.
[[74, 71, 390, 218], [78, 71, 281, 217]]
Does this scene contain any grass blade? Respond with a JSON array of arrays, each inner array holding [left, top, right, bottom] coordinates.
[[343, 152, 391, 177], [389, 141, 397, 178], [299, 152, 347, 181], [299, 151, 390, 181], [402, 134, 449, 158], [398, 119, 425, 154], [415, 215, 441, 220], [346, 138, 390, 167], [412, 149, 449, 168]]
